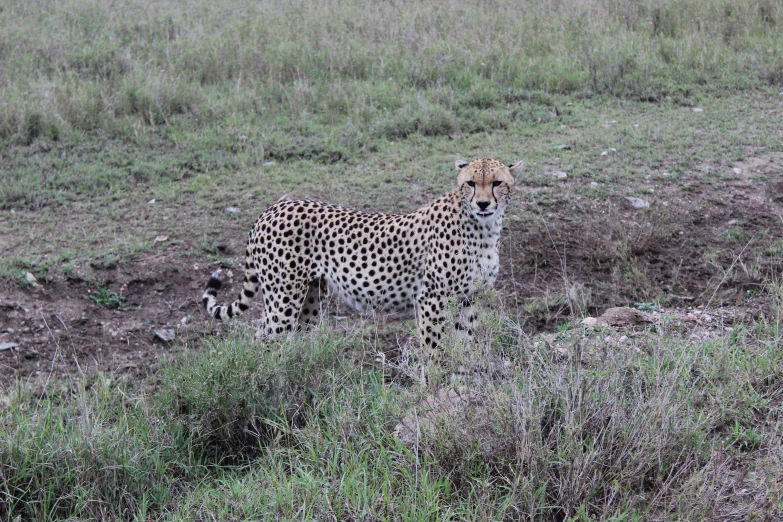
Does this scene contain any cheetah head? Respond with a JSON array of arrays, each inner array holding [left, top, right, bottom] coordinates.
[[456, 158, 523, 219]]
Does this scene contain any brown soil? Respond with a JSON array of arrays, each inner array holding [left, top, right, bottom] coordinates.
[[2, 156, 782, 388], [0, 253, 217, 386], [500, 155, 783, 329]]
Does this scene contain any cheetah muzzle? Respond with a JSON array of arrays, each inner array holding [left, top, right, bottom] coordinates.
[[202, 158, 524, 358]]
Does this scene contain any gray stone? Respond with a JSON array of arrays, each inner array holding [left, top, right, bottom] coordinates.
[[225, 207, 240, 214], [625, 196, 650, 209], [154, 329, 176, 342], [0, 342, 18, 351], [554, 144, 571, 150]]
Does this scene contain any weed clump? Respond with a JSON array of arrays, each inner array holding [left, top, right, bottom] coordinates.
[[89, 287, 133, 310], [160, 328, 351, 460], [396, 319, 782, 519]]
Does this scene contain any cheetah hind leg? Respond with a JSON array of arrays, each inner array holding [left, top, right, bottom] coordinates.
[[298, 277, 326, 331], [259, 280, 309, 338]]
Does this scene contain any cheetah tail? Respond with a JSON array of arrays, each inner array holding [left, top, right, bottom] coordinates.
[[202, 269, 260, 321]]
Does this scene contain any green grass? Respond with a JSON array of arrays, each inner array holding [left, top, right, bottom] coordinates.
[[3, 298, 782, 520], [2, 0, 783, 212], [0, 376, 203, 521], [3, 0, 783, 147]]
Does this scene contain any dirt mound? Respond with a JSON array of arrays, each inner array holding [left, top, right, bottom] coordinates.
[[597, 307, 652, 328]]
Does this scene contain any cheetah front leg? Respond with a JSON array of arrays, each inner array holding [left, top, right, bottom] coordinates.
[[455, 298, 475, 343], [415, 293, 448, 363]]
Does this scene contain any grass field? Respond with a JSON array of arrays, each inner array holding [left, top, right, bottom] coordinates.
[[2, 0, 783, 519]]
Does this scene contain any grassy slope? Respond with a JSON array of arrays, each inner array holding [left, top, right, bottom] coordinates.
[[2, 309, 782, 520], [2, 0, 783, 520]]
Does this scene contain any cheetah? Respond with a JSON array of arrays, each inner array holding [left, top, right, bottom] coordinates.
[[202, 158, 523, 357]]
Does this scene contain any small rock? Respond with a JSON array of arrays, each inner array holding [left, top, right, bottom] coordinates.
[[727, 219, 738, 225], [599, 307, 651, 328], [153, 235, 168, 243], [243, 193, 254, 198], [6, 329, 14, 334], [590, 181, 599, 187], [582, 317, 598, 327], [554, 144, 571, 150], [692, 107, 703, 112], [25, 272, 38, 284], [624, 196, 650, 209], [148, 199, 156, 204], [686, 313, 698, 322], [263, 161, 276, 166], [225, 207, 240, 214], [0, 342, 18, 351], [618, 335, 629, 343], [154, 329, 176, 342], [600, 150, 609, 156], [193, 263, 200, 271], [180, 316, 193, 325], [552, 170, 568, 180], [449, 132, 462, 140]]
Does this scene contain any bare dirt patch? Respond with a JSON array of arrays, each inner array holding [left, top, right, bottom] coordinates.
[[500, 155, 783, 329], [0, 254, 216, 387], [2, 156, 782, 387]]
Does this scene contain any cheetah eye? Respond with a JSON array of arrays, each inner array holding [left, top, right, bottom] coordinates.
[[492, 181, 503, 187], [466, 181, 475, 187]]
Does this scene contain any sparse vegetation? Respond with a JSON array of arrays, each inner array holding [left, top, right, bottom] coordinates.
[[89, 287, 133, 310], [2, 0, 783, 519]]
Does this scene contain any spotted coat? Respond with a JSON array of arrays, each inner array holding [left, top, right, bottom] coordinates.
[[202, 158, 523, 355]]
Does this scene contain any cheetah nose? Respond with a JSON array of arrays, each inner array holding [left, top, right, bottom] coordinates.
[[476, 201, 490, 210]]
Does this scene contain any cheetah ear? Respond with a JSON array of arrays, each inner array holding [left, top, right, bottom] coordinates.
[[455, 160, 469, 171], [507, 160, 524, 177]]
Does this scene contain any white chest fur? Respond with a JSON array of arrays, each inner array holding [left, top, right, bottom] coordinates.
[[465, 212, 502, 292]]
